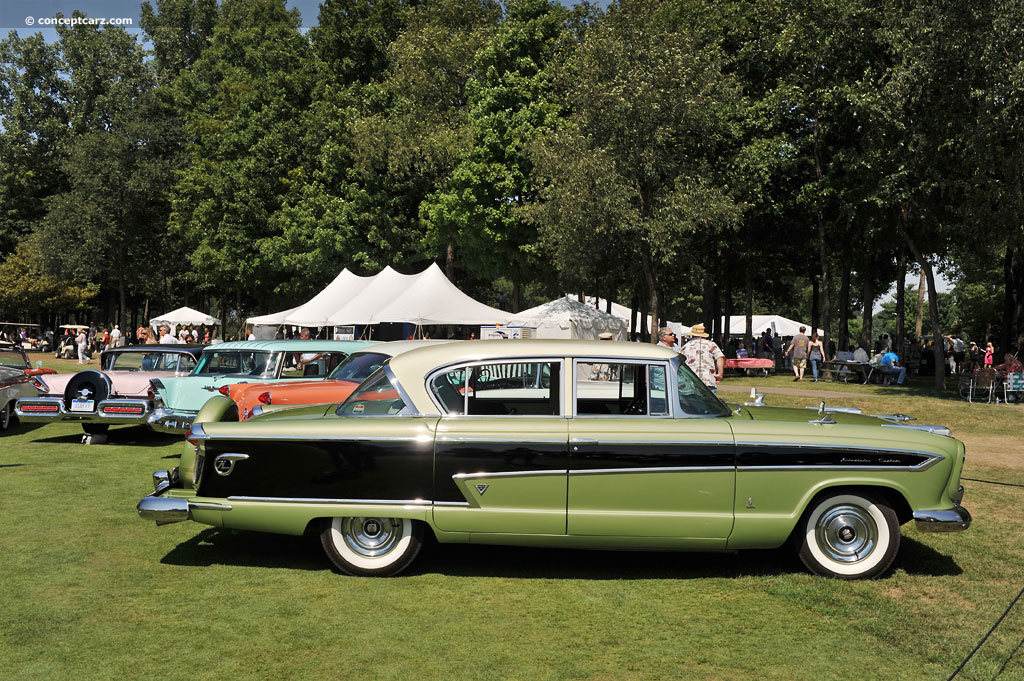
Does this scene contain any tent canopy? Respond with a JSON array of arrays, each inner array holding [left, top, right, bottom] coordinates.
[[508, 296, 628, 340], [248, 264, 510, 328], [718, 315, 822, 337], [150, 306, 220, 328]]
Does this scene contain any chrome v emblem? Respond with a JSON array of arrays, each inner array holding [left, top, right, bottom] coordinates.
[[475, 484, 489, 495]]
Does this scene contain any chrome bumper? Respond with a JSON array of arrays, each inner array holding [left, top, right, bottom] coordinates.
[[15, 396, 153, 425], [137, 469, 190, 525], [913, 504, 972, 532], [146, 408, 198, 434]]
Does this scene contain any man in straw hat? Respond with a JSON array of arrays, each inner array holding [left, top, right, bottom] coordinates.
[[680, 323, 724, 394]]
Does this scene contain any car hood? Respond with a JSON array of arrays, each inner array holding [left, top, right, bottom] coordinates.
[[733, 404, 894, 427]]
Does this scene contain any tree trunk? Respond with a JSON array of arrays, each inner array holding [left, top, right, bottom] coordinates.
[[812, 116, 831, 353], [630, 294, 639, 342], [640, 250, 658, 344], [914, 270, 926, 339], [860, 276, 874, 352], [723, 276, 732, 350], [744, 267, 754, 357], [811, 274, 819, 337], [898, 210, 944, 390], [1000, 246, 1014, 358], [445, 244, 455, 282], [895, 249, 905, 361], [839, 263, 850, 351]]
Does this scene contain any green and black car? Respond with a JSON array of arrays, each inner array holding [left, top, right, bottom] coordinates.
[[139, 340, 970, 579]]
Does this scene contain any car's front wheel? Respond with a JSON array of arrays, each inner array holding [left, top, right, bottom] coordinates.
[[320, 516, 423, 576], [795, 492, 900, 579]]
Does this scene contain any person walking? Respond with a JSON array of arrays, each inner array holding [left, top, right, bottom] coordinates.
[[808, 331, 825, 382], [784, 326, 810, 381], [680, 323, 724, 394]]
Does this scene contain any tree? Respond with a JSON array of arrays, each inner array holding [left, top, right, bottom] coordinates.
[[528, 0, 743, 337]]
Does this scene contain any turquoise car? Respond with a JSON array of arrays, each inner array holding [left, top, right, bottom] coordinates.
[[147, 340, 376, 433]]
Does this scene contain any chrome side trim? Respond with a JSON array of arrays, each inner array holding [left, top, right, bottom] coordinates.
[[190, 432, 433, 443], [570, 466, 733, 475], [436, 437, 567, 445], [433, 501, 471, 507], [226, 496, 432, 506], [881, 423, 952, 437], [452, 470, 568, 480], [188, 423, 210, 440], [914, 505, 971, 532], [568, 439, 734, 447], [739, 464, 939, 472], [190, 502, 232, 511]]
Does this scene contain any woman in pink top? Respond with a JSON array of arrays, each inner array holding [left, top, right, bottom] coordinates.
[[984, 342, 994, 367]]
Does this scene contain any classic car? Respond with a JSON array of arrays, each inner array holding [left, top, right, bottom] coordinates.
[[15, 345, 205, 435], [138, 340, 970, 579], [0, 341, 57, 377], [1, 365, 38, 432], [228, 340, 451, 420], [147, 339, 376, 434]]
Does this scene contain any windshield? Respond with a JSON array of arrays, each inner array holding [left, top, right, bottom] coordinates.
[[104, 351, 197, 373], [674, 358, 731, 417], [194, 351, 278, 378], [329, 352, 390, 382], [0, 347, 28, 369], [336, 368, 408, 416]]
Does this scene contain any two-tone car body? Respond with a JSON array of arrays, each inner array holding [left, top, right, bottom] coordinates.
[[147, 339, 376, 434], [139, 340, 970, 579], [228, 340, 451, 420], [15, 345, 204, 435], [0, 341, 57, 378], [1, 365, 38, 432]]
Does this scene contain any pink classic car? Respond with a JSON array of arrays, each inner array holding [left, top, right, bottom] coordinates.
[[16, 345, 204, 435]]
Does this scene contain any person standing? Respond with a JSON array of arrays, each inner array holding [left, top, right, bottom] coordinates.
[[246, 327, 256, 341], [110, 325, 121, 348], [808, 331, 825, 382], [680, 323, 725, 394], [784, 326, 810, 381], [76, 329, 89, 364], [158, 325, 179, 345], [984, 342, 994, 368], [759, 328, 774, 359], [657, 327, 679, 350]]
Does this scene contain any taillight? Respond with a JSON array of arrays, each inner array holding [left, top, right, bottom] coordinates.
[[30, 377, 47, 391], [258, 392, 271, 405], [101, 405, 145, 415], [21, 403, 59, 413], [218, 385, 230, 396]]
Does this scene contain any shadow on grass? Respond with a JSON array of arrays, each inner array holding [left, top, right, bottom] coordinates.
[[0, 463, 25, 468], [29, 425, 178, 448], [158, 529, 962, 580]]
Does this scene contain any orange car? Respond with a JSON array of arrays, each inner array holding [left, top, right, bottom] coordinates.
[[228, 340, 448, 420]]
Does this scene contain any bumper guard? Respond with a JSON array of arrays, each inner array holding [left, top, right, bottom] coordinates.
[[913, 504, 972, 532]]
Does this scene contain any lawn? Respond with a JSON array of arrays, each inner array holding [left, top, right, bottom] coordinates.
[[1, 359, 1022, 680]]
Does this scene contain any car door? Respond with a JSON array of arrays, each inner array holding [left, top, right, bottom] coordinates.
[[430, 359, 568, 535], [567, 359, 735, 546]]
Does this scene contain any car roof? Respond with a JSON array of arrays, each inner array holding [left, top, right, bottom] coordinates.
[[203, 340, 379, 352], [350, 339, 453, 358], [388, 339, 678, 411]]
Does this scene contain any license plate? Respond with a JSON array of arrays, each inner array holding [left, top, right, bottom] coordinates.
[[71, 399, 95, 413]]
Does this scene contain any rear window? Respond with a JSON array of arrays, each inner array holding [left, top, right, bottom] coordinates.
[[329, 352, 390, 382], [337, 369, 408, 416], [104, 351, 197, 373]]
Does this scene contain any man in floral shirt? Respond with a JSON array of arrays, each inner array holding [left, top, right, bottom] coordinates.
[[681, 323, 725, 394]]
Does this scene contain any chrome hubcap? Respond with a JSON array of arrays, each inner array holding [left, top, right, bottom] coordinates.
[[341, 517, 402, 558], [815, 504, 878, 564]]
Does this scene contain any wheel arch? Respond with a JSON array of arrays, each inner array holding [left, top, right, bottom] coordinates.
[[787, 483, 913, 544]]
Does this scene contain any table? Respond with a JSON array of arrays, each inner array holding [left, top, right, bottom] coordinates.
[[724, 358, 775, 376], [822, 360, 871, 383]]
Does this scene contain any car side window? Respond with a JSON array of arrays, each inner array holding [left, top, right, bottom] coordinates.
[[337, 369, 408, 416], [576, 361, 668, 417], [281, 351, 346, 378], [430, 362, 559, 416]]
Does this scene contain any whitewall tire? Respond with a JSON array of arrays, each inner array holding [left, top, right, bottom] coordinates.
[[796, 492, 900, 579], [320, 516, 423, 577]]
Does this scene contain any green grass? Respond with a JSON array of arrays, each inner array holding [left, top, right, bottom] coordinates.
[[2, 365, 1022, 680]]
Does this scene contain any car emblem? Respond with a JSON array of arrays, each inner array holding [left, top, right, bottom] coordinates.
[[201, 385, 218, 392], [475, 484, 489, 495], [79, 388, 92, 399], [214, 453, 249, 476]]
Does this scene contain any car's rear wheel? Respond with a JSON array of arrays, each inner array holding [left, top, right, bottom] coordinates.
[[320, 516, 423, 576], [0, 402, 12, 431], [82, 423, 109, 435], [795, 492, 900, 579]]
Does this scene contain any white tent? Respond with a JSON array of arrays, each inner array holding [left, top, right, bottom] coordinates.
[[718, 315, 822, 337], [150, 306, 220, 328], [575, 295, 690, 337], [249, 264, 511, 329], [508, 296, 628, 341]]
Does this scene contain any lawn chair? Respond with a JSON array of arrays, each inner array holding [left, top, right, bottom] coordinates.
[[966, 367, 999, 403]]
